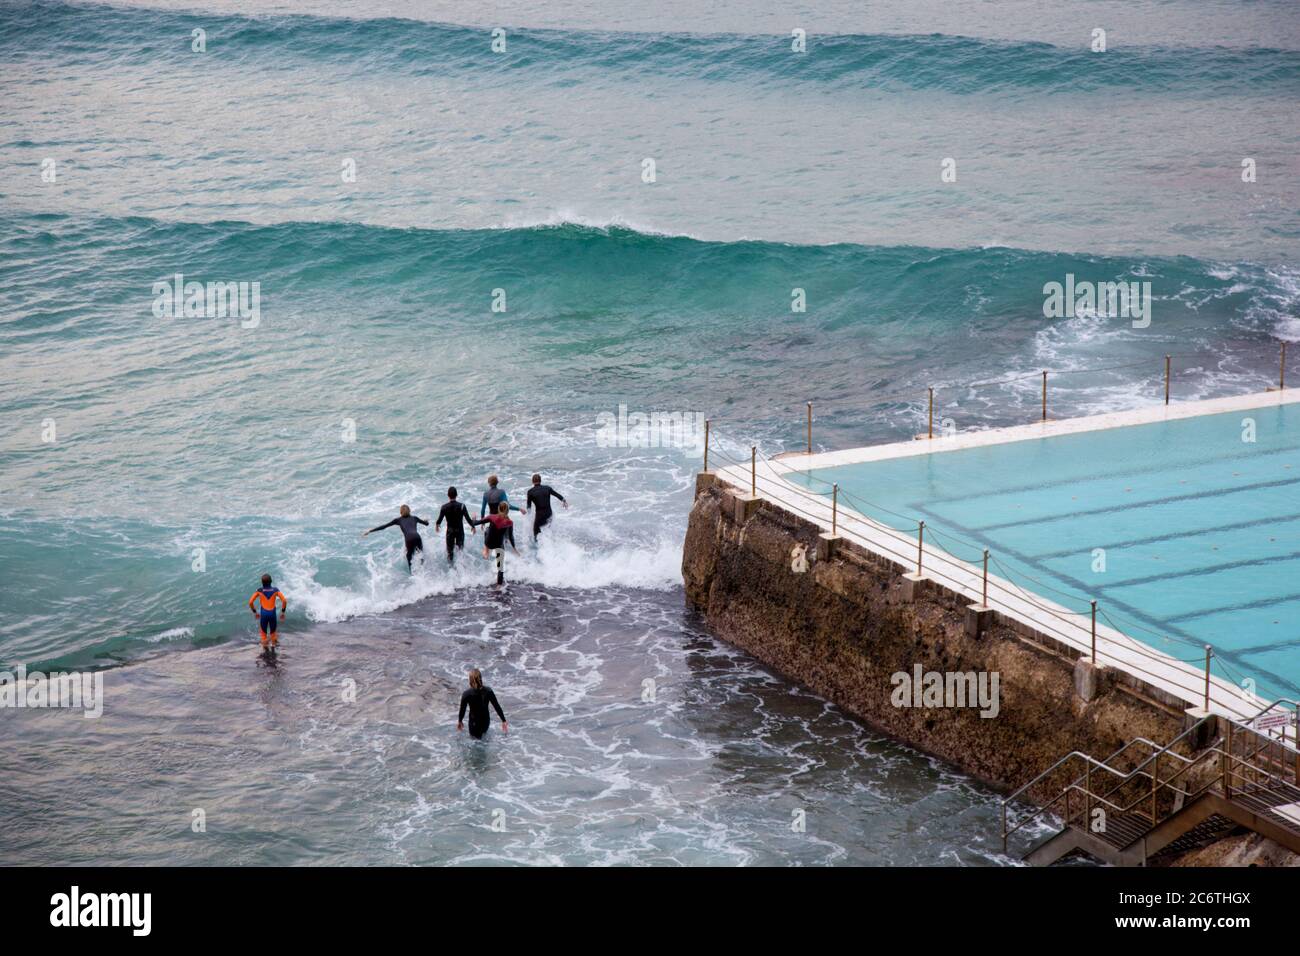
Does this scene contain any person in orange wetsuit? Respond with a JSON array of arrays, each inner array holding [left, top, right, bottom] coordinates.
[[248, 573, 287, 655]]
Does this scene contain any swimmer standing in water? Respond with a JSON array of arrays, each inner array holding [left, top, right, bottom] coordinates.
[[362, 504, 429, 571], [479, 501, 518, 586], [479, 474, 524, 520], [435, 486, 476, 564], [457, 668, 508, 739], [247, 573, 287, 660], [524, 472, 567, 540]]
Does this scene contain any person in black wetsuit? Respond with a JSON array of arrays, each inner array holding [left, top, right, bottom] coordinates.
[[435, 486, 476, 563], [524, 473, 568, 539], [362, 504, 428, 569], [457, 668, 507, 739], [481, 501, 518, 585]]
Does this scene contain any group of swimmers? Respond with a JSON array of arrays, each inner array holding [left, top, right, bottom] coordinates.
[[243, 473, 561, 736], [362, 473, 568, 580]]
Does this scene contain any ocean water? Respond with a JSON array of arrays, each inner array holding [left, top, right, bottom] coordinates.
[[0, 0, 1296, 865]]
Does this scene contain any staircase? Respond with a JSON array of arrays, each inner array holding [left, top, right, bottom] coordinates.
[[1003, 700, 1300, 866]]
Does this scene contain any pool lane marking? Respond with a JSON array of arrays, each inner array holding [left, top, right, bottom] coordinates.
[[1015, 512, 1300, 562], [1092, 551, 1300, 594], [911, 441, 1300, 510], [922, 475, 1300, 536], [1164, 590, 1300, 626]]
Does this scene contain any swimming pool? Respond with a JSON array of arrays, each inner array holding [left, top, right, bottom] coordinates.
[[789, 396, 1300, 702]]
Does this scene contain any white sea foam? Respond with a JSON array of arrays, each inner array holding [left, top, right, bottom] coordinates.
[[280, 532, 683, 625], [496, 209, 701, 240], [279, 549, 458, 624], [144, 627, 194, 643]]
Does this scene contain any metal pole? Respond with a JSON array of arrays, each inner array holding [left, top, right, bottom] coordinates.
[[1085, 762, 1091, 828], [1090, 600, 1097, 662], [916, 521, 925, 575], [1224, 720, 1233, 799], [1293, 710, 1300, 782], [928, 387, 934, 439], [806, 402, 812, 454], [750, 446, 756, 496], [832, 483, 838, 536], [1164, 355, 1171, 405], [1041, 371, 1047, 422], [1204, 645, 1212, 712], [1282, 341, 1288, 391], [982, 549, 989, 607], [1150, 751, 1158, 824], [703, 418, 710, 473]]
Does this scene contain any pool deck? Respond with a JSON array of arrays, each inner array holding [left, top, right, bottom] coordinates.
[[797, 388, 1300, 469], [715, 388, 1300, 729]]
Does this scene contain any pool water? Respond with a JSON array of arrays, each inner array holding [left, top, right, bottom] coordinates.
[[793, 402, 1300, 702]]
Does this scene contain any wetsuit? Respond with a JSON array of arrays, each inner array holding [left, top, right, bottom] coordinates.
[[525, 484, 566, 538], [368, 514, 428, 567], [459, 685, 506, 739], [483, 514, 515, 584], [436, 500, 473, 560], [483, 514, 515, 551], [248, 586, 286, 644], [480, 486, 521, 518]]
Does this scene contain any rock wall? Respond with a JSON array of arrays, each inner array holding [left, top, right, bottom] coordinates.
[[682, 475, 1188, 805]]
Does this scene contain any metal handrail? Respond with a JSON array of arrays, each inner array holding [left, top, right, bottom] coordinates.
[[1222, 748, 1300, 796], [1086, 743, 1196, 811], [1241, 698, 1300, 750], [1004, 707, 1300, 853], [1045, 742, 1298, 858], [1013, 697, 1300, 816], [1069, 737, 1199, 820], [1003, 756, 1158, 848], [1001, 714, 1213, 848], [1104, 744, 1221, 824], [1004, 720, 1211, 846], [1026, 742, 1226, 849]]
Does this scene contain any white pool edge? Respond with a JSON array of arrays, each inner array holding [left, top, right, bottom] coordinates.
[[796, 388, 1300, 470]]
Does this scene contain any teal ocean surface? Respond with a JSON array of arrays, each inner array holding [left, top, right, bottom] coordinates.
[[0, 0, 1296, 865]]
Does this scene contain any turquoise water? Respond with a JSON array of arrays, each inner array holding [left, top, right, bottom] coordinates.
[[793, 403, 1300, 701], [0, 0, 1297, 864]]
